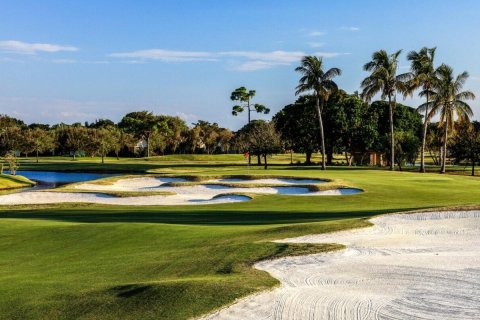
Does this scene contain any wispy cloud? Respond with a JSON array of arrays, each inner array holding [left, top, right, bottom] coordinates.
[[0, 40, 78, 54], [231, 61, 289, 72], [308, 42, 325, 48], [109, 49, 216, 62], [219, 50, 305, 63], [340, 26, 360, 32], [314, 51, 350, 58], [307, 31, 326, 37], [110, 49, 349, 71]]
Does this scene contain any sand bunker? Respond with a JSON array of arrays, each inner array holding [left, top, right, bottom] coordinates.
[[0, 176, 360, 206], [205, 178, 325, 185], [203, 211, 480, 319]]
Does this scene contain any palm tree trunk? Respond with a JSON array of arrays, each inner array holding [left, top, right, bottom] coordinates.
[[247, 100, 251, 166], [316, 96, 326, 170], [441, 121, 448, 173], [36, 150, 39, 163], [388, 95, 395, 171], [146, 135, 150, 158], [471, 155, 475, 177], [420, 94, 429, 173]]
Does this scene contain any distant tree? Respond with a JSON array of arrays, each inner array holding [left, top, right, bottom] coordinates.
[[295, 56, 341, 170], [21, 128, 56, 162], [331, 94, 378, 166], [273, 96, 319, 164], [450, 121, 480, 176], [216, 128, 234, 153], [361, 49, 408, 170], [0, 115, 25, 155], [88, 118, 116, 129], [231, 87, 270, 164], [118, 111, 161, 157], [159, 115, 188, 154], [65, 125, 89, 160], [394, 131, 420, 170], [190, 121, 221, 154], [3, 151, 19, 175], [421, 64, 475, 173], [406, 47, 437, 172], [93, 128, 118, 164], [425, 122, 443, 166], [112, 129, 135, 160], [237, 120, 281, 169]]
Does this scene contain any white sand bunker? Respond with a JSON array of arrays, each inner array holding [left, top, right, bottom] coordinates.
[[206, 178, 325, 185], [0, 176, 360, 206], [203, 211, 480, 320]]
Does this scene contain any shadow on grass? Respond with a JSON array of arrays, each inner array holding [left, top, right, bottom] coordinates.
[[0, 206, 426, 225]]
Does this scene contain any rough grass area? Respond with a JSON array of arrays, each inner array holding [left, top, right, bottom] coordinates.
[[1, 157, 480, 319]]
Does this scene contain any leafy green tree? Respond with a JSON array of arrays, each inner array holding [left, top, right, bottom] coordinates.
[[420, 64, 475, 173], [450, 121, 480, 176], [22, 128, 56, 162], [231, 87, 270, 123], [118, 111, 161, 157], [231, 87, 270, 164], [65, 125, 89, 160], [112, 129, 135, 160], [273, 96, 319, 164], [361, 49, 408, 170], [295, 56, 341, 170], [0, 115, 25, 155], [3, 151, 19, 175], [406, 47, 437, 172], [331, 93, 379, 166], [394, 131, 420, 170], [237, 120, 281, 169], [158, 115, 188, 154]]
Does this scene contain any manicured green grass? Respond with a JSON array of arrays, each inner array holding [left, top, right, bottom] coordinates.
[[0, 174, 35, 190], [1, 158, 480, 319]]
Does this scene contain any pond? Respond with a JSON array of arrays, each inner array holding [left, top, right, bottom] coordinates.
[[8, 171, 119, 189]]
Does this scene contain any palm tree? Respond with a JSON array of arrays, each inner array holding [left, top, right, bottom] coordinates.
[[361, 49, 408, 170], [295, 56, 341, 170], [419, 64, 475, 173], [406, 47, 437, 173]]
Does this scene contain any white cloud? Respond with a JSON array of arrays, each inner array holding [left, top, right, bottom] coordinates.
[[307, 31, 326, 37], [0, 40, 78, 54], [313, 51, 351, 58], [176, 112, 199, 124], [219, 50, 305, 63], [340, 26, 360, 32], [231, 61, 289, 72], [308, 42, 325, 48], [109, 48, 349, 71], [109, 49, 216, 62]]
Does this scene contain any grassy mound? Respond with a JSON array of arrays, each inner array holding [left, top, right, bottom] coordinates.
[[0, 174, 35, 190]]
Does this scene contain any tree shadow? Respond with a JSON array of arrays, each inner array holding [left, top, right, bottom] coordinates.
[[0, 206, 427, 226]]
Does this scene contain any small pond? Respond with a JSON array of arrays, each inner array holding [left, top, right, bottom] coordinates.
[[8, 171, 119, 189]]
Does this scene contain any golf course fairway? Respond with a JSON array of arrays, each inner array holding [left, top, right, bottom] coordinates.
[[1, 161, 480, 319]]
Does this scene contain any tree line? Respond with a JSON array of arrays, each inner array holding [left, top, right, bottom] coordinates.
[[1, 47, 479, 174]]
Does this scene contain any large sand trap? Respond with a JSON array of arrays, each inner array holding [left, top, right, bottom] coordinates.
[[202, 211, 480, 319], [0, 177, 360, 206]]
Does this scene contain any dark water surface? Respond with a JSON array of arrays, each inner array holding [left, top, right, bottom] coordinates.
[[8, 171, 119, 189]]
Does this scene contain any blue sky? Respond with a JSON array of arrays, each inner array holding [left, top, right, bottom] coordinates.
[[1, 0, 479, 129]]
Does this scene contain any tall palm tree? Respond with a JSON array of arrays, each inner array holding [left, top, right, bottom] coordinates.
[[361, 49, 408, 170], [406, 47, 437, 173], [420, 64, 475, 173], [295, 56, 341, 170]]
